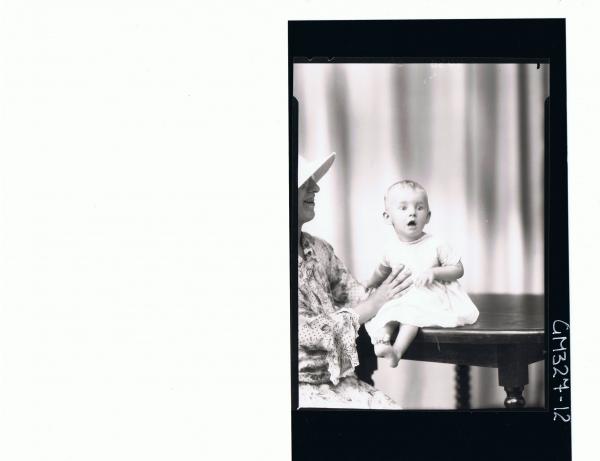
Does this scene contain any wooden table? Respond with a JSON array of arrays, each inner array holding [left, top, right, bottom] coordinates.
[[402, 294, 545, 408]]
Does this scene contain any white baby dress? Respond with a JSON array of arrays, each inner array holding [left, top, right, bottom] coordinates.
[[365, 233, 479, 339]]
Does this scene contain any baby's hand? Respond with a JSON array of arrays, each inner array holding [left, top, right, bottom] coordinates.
[[414, 269, 435, 288]]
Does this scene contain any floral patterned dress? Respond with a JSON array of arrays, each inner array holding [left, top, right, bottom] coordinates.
[[298, 232, 400, 409]]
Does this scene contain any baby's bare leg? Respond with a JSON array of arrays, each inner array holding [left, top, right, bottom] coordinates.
[[373, 322, 398, 358], [389, 324, 419, 368]]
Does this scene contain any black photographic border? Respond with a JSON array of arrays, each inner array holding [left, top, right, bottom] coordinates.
[[289, 19, 570, 461]]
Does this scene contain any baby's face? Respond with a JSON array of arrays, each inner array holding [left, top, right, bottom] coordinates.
[[384, 186, 431, 241]]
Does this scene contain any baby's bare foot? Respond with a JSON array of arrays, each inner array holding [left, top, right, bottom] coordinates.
[[381, 331, 392, 344], [374, 341, 393, 358]]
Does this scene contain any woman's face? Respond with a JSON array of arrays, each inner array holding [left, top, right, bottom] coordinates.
[[298, 177, 320, 226]]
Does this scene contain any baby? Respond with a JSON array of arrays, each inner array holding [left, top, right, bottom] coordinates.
[[365, 180, 479, 367]]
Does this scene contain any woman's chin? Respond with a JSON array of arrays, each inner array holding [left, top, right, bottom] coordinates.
[[299, 210, 316, 225]]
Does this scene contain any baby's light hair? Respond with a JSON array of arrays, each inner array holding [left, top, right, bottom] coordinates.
[[384, 179, 429, 209]]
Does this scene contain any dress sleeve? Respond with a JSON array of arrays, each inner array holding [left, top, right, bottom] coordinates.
[[298, 303, 361, 385], [297, 237, 363, 350], [437, 239, 461, 266], [298, 238, 363, 384], [297, 306, 333, 384], [298, 305, 360, 351], [298, 312, 335, 351], [298, 307, 361, 385]]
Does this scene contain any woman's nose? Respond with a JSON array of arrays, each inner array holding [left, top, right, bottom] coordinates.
[[308, 178, 320, 192]]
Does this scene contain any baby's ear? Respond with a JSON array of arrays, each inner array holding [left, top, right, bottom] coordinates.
[[383, 211, 391, 224], [426, 211, 431, 223]]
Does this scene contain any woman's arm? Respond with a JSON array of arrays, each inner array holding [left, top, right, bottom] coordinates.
[[297, 237, 412, 384], [353, 266, 412, 324], [298, 300, 363, 384]]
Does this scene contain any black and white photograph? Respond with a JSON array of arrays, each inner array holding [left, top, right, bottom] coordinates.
[[290, 19, 572, 461], [294, 61, 548, 410]]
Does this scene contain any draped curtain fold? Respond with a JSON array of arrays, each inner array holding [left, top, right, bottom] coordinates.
[[294, 63, 548, 408]]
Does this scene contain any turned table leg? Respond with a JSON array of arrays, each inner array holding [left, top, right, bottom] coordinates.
[[503, 386, 526, 408], [498, 344, 529, 408], [455, 365, 471, 409]]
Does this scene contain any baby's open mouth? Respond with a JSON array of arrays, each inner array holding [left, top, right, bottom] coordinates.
[[407, 220, 416, 227]]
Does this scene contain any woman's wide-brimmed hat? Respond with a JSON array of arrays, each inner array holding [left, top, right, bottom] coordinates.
[[298, 152, 336, 188]]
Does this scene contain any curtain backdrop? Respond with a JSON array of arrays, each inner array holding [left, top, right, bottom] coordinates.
[[294, 63, 549, 409]]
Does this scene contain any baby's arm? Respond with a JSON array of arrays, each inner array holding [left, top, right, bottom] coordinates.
[[432, 261, 464, 282], [365, 263, 392, 290], [414, 262, 464, 287], [415, 239, 466, 287]]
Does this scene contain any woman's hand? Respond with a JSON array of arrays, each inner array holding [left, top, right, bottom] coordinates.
[[353, 265, 412, 325], [371, 265, 412, 305]]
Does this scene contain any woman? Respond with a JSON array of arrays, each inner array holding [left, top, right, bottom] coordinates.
[[297, 152, 412, 409]]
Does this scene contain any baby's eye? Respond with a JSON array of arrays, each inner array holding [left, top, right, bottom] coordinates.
[[401, 206, 407, 210]]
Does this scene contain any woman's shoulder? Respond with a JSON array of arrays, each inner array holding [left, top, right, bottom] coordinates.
[[302, 232, 334, 253]]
